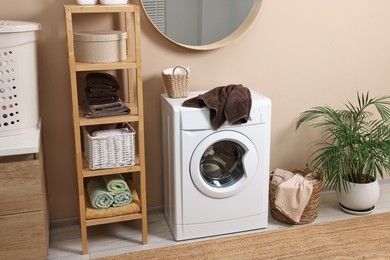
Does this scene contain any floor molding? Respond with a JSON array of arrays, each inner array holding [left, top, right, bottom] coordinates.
[[50, 217, 79, 228], [379, 175, 390, 184]]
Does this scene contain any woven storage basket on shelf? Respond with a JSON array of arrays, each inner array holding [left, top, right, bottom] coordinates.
[[269, 168, 324, 225], [82, 123, 136, 170], [73, 30, 127, 63], [162, 66, 189, 98]]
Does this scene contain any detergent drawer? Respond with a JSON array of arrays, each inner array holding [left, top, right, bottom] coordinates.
[[180, 107, 211, 130]]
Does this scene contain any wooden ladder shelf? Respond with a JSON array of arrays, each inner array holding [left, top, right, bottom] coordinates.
[[64, 4, 147, 254]]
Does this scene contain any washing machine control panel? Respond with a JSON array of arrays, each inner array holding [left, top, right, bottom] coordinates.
[[248, 107, 262, 124]]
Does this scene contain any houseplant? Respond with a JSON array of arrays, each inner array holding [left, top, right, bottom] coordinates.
[[295, 92, 390, 213]]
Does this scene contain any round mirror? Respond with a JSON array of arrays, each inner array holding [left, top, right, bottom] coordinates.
[[141, 0, 262, 50]]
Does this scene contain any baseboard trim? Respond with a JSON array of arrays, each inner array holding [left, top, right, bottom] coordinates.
[[50, 217, 79, 228], [379, 175, 390, 184], [147, 205, 163, 214]]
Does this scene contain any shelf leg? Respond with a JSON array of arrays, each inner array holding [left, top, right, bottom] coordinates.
[[140, 172, 148, 244], [79, 194, 89, 254], [81, 222, 88, 255], [141, 213, 148, 245]]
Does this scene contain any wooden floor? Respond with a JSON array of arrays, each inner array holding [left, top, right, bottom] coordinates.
[[48, 180, 390, 259]]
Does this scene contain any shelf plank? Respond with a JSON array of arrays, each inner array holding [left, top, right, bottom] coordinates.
[[83, 165, 142, 178], [86, 212, 142, 226], [75, 60, 137, 72], [82, 154, 141, 177], [78, 102, 139, 126], [79, 114, 139, 126], [65, 4, 135, 14]]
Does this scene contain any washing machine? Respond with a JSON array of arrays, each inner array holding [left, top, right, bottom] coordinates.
[[161, 90, 271, 241]]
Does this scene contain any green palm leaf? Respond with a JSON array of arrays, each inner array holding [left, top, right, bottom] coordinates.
[[296, 92, 390, 191]]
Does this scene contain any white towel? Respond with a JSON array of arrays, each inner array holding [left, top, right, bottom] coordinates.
[[91, 128, 129, 137], [162, 66, 190, 75]]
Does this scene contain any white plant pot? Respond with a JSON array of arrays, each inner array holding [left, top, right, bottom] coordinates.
[[336, 179, 380, 212]]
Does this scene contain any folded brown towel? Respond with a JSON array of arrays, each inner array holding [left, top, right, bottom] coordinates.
[[86, 72, 120, 92], [85, 84, 118, 93], [84, 99, 130, 118], [84, 106, 130, 118], [84, 73, 121, 105], [182, 84, 252, 129], [86, 91, 119, 104], [87, 99, 128, 112], [85, 86, 118, 94], [86, 95, 119, 105], [86, 90, 119, 98]]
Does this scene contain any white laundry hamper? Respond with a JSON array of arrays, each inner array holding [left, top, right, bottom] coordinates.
[[0, 20, 41, 137]]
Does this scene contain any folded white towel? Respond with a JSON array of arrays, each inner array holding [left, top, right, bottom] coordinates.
[[92, 128, 129, 137]]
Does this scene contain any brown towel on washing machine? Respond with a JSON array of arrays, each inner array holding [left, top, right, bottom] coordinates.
[[182, 84, 252, 130]]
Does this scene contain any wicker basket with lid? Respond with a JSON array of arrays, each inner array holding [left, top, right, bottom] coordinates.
[[74, 30, 127, 63]]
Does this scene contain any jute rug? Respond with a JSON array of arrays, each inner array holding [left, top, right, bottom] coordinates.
[[98, 212, 390, 260]]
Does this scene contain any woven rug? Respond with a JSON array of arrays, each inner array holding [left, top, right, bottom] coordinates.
[[98, 212, 390, 260]]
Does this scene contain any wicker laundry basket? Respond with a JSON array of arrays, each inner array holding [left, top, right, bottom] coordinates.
[[82, 123, 136, 170], [162, 66, 190, 98], [269, 168, 324, 225]]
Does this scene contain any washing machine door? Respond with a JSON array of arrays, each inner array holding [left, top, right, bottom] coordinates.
[[190, 130, 258, 199]]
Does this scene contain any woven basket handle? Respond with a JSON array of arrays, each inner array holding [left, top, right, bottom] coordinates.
[[173, 66, 188, 75]]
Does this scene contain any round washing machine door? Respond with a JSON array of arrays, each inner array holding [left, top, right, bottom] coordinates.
[[190, 130, 258, 199]]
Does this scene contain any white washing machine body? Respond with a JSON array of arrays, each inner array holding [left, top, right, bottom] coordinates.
[[161, 90, 271, 241]]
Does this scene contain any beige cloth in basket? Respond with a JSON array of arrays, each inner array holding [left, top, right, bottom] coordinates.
[[271, 168, 295, 185], [85, 180, 141, 219], [274, 172, 317, 223]]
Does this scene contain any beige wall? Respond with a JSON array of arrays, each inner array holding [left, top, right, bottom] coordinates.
[[1, 0, 389, 221]]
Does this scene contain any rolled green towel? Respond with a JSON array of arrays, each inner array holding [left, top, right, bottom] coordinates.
[[112, 189, 133, 207], [87, 178, 114, 209], [103, 174, 129, 194]]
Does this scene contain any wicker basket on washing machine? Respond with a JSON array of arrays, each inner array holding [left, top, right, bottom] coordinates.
[[269, 167, 324, 225], [162, 66, 190, 98]]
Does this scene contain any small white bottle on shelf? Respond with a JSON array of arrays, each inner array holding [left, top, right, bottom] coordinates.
[[100, 0, 128, 5], [76, 0, 98, 5]]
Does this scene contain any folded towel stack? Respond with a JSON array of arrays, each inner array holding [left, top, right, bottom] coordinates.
[[85, 179, 141, 220], [103, 174, 133, 207], [87, 174, 133, 209], [84, 73, 130, 118]]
